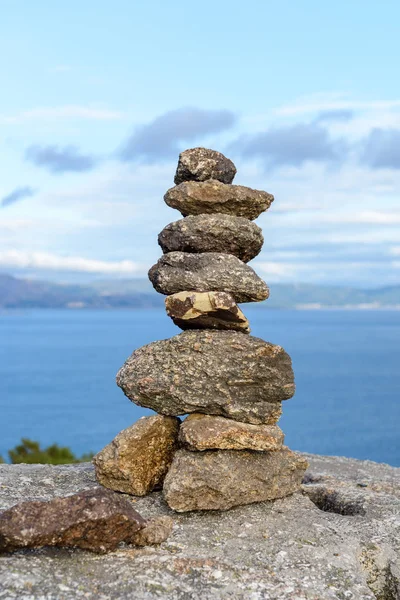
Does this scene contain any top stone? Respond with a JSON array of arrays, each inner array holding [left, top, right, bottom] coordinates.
[[174, 147, 236, 185]]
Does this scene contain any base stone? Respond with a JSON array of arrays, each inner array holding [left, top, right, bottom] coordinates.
[[163, 448, 308, 512]]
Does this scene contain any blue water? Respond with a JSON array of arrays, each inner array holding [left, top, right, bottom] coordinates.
[[1, 309, 399, 466]]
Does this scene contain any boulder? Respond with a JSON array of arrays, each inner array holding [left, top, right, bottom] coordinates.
[[148, 252, 269, 303], [93, 416, 179, 496], [116, 330, 294, 424], [174, 147, 236, 185], [179, 414, 284, 451], [163, 448, 308, 512], [0, 488, 146, 554], [165, 291, 250, 333], [2, 456, 398, 599], [158, 214, 263, 263], [164, 179, 274, 220]]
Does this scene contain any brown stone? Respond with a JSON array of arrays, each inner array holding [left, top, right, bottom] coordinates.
[[164, 180, 274, 220], [116, 330, 293, 425], [148, 252, 269, 304], [179, 414, 284, 451], [0, 488, 146, 554], [174, 147, 236, 185], [128, 516, 173, 546], [163, 448, 308, 512], [93, 416, 180, 496], [158, 214, 264, 263], [165, 291, 250, 333]]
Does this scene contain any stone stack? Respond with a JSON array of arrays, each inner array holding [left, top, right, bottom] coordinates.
[[94, 148, 308, 512]]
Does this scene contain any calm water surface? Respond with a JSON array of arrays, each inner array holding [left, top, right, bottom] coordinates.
[[1, 309, 399, 465]]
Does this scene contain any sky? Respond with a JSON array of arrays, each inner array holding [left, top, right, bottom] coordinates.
[[1, 0, 400, 288]]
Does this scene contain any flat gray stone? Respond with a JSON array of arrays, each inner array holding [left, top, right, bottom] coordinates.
[[174, 147, 236, 185], [1, 455, 399, 599], [164, 179, 274, 220], [148, 252, 269, 303], [116, 330, 293, 424], [158, 214, 264, 263]]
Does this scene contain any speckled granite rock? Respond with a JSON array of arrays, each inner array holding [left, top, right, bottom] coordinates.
[[1, 455, 399, 599], [93, 416, 180, 496], [158, 214, 264, 262], [0, 488, 146, 554], [179, 414, 284, 451], [116, 330, 293, 424], [163, 448, 307, 512], [165, 291, 250, 333], [174, 147, 236, 185], [148, 252, 269, 303], [164, 180, 274, 219]]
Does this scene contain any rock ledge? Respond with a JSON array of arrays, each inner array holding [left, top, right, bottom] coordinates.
[[1, 455, 399, 599]]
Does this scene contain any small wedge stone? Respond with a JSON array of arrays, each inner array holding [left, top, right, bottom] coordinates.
[[163, 448, 308, 512], [129, 516, 174, 546], [164, 180, 274, 220], [179, 414, 284, 451], [165, 291, 250, 333], [174, 147, 236, 185], [148, 252, 269, 304], [93, 415, 180, 496]]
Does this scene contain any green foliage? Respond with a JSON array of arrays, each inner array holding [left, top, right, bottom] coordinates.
[[0, 455, 5, 464], [7, 438, 94, 465]]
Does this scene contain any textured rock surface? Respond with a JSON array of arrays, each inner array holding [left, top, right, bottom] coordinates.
[[117, 330, 293, 424], [163, 448, 307, 512], [165, 291, 250, 333], [148, 252, 269, 303], [174, 147, 236, 185], [179, 414, 284, 451], [164, 179, 274, 220], [158, 214, 264, 262], [0, 456, 399, 599], [0, 488, 146, 554], [93, 416, 179, 496], [128, 516, 173, 547]]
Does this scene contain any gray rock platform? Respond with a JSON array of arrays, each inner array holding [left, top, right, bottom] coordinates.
[[0, 454, 399, 599]]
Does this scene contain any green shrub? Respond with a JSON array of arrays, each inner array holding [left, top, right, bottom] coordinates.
[[7, 438, 94, 465]]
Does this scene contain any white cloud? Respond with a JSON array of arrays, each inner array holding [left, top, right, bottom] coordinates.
[[389, 247, 400, 256], [0, 105, 123, 124], [0, 250, 144, 275], [277, 95, 400, 117]]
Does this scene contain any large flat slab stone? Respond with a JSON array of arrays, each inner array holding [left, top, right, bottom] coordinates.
[[163, 448, 308, 512]]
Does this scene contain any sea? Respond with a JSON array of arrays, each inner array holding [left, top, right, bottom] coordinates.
[[1, 309, 399, 466]]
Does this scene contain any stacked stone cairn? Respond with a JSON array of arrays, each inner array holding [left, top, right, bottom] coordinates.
[[93, 148, 308, 512]]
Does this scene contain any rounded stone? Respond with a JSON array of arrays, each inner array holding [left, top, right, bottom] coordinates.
[[116, 330, 294, 424], [158, 214, 264, 263], [174, 147, 236, 185]]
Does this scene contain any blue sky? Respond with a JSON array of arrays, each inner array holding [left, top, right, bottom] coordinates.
[[1, 0, 400, 287]]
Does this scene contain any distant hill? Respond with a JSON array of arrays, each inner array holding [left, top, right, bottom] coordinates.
[[0, 274, 162, 309], [0, 273, 399, 309]]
